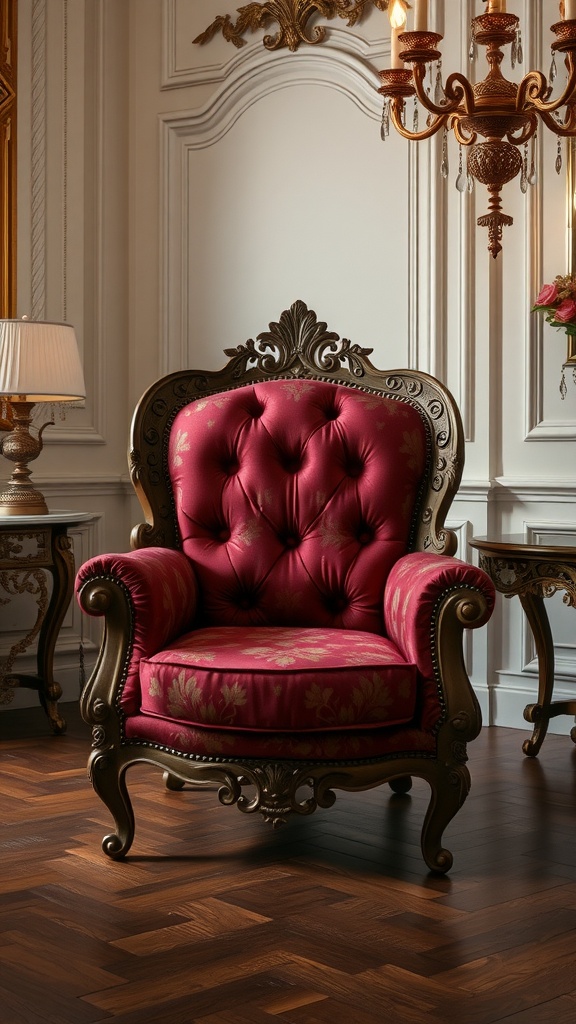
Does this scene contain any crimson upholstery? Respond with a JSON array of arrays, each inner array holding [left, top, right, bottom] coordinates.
[[77, 379, 493, 756], [169, 380, 427, 632], [139, 626, 417, 731], [75, 331, 495, 871]]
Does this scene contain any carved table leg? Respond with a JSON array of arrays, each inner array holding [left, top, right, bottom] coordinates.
[[518, 591, 554, 757], [35, 528, 74, 734]]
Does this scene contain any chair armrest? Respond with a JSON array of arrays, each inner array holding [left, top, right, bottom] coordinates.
[[384, 551, 495, 736], [76, 547, 199, 715], [384, 551, 495, 676]]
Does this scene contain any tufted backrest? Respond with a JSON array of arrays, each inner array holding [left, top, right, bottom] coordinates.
[[168, 378, 428, 635]]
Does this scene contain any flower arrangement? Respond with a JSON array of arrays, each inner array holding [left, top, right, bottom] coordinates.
[[532, 274, 576, 336]]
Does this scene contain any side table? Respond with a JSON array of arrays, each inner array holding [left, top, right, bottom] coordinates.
[[0, 510, 95, 734], [470, 535, 576, 757]]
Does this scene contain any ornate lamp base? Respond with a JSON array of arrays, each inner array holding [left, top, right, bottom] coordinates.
[[0, 400, 51, 516], [0, 485, 49, 516]]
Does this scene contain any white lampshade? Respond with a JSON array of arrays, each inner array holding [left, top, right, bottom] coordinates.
[[0, 319, 86, 402]]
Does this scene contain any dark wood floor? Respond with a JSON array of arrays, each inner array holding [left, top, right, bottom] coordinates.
[[1, 703, 575, 1024]]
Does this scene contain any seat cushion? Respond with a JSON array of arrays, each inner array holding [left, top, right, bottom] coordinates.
[[139, 626, 417, 733]]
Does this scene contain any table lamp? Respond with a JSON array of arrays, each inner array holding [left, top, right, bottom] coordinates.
[[0, 318, 86, 515]]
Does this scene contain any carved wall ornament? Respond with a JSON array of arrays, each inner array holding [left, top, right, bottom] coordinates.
[[193, 0, 390, 53]]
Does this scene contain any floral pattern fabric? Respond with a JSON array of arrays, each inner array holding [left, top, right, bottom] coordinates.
[[76, 377, 495, 764], [139, 626, 417, 733], [75, 547, 199, 714], [384, 551, 495, 730]]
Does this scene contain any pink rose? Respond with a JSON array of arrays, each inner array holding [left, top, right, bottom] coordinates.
[[553, 298, 576, 323], [534, 283, 558, 306]]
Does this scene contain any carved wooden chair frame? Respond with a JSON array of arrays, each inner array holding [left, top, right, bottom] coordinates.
[[79, 301, 490, 873]]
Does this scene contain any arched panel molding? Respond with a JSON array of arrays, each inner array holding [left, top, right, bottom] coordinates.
[[160, 44, 428, 375], [161, 0, 388, 90]]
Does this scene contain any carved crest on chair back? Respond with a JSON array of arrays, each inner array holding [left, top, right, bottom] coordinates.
[[129, 301, 463, 556]]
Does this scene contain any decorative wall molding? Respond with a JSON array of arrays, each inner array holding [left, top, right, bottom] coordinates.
[[22, 1, 108, 448], [0, 0, 17, 318], [37, 476, 132, 498], [162, 44, 381, 145], [192, 0, 388, 53], [160, 48, 383, 373], [492, 478, 576, 501], [162, 0, 386, 90], [30, 0, 47, 321], [524, 2, 576, 441]]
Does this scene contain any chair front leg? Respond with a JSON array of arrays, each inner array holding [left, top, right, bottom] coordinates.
[[88, 749, 135, 859], [420, 759, 472, 874]]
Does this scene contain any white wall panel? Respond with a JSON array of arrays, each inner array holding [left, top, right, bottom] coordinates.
[[161, 72, 412, 373]]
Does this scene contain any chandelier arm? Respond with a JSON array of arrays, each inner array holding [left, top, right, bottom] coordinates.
[[443, 72, 476, 114], [451, 116, 477, 146], [517, 57, 576, 115], [389, 100, 448, 141], [411, 66, 473, 118], [536, 106, 576, 137], [505, 113, 538, 146]]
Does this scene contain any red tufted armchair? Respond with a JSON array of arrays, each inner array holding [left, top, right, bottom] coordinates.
[[76, 301, 495, 873]]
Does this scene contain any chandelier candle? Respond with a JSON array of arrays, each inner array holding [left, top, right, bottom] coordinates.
[[389, 0, 407, 68], [414, 0, 427, 32]]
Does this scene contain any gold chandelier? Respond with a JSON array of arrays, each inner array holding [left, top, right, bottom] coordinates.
[[378, 1, 576, 257]]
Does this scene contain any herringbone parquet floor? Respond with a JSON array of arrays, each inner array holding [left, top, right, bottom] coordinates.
[[1, 704, 575, 1024]]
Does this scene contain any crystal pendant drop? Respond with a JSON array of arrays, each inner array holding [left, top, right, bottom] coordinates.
[[434, 61, 445, 106], [455, 147, 466, 192], [550, 54, 557, 83], [520, 144, 528, 194], [560, 370, 567, 400], [441, 129, 449, 179], [468, 21, 477, 61], [413, 97, 418, 133], [380, 99, 390, 141], [556, 138, 563, 174], [516, 29, 523, 65], [511, 38, 517, 69], [528, 137, 537, 186]]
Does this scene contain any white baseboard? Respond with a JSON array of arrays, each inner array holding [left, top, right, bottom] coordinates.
[[485, 676, 576, 736]]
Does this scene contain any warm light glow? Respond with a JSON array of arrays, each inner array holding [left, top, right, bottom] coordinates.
[[388, 0, 407, 29]]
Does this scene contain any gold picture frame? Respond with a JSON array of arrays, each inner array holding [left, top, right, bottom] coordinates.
[[0, 0, 16, 320]]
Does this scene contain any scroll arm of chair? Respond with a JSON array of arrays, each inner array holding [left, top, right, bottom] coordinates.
[[383, 551, 495, 720], [75, 547, 200, 713]]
